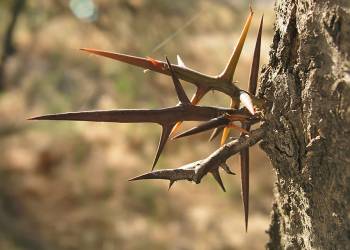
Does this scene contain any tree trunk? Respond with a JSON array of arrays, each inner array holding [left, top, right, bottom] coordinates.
[[260, 0, 350, 249]]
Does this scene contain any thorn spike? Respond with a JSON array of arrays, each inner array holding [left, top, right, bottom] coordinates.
[[152, 124, 174, 170], [240, 148, 250, 232], [165, 57, 191, 105], [177, 55, 186, 68], [221, 163, 236, 175], [80, 48, 168, 72], [211, 169, 226, 192], [221, 126, 231, 146], [168, 180, 175, 190], [129, 172, 159, 181], [248, 15, 263, 95], [219, 10, 253, 82], [240, 91, 255, 115]]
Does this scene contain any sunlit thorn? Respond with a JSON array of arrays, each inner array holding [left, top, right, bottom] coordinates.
[[211, 169, 226, 192], [240, 91, 255, 115], [218, 9, 253, 83], [177, 55, 186, 68], [220, 126, 231, 146], [220, 99, 240, 146]]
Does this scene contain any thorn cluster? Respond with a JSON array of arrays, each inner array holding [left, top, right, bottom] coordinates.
[[29, 10, 265, 231]]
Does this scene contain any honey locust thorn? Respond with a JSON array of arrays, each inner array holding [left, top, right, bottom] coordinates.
[[28, 8, 266, 232]]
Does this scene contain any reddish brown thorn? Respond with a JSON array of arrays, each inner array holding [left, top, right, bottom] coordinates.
[[210, 169, 226, 192], [239, 15, 263, 227], [218, 9, 253, 83], [146, 56, 163, 68], [240, 147, 250, 232], [80, 48, 220, 99], [81, 48, 168, 73]]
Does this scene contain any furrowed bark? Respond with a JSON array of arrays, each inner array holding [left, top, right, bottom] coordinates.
[[261, 1, 350, 249]]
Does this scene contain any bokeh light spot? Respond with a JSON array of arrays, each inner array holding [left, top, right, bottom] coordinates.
[[69, 0, 98, 22]]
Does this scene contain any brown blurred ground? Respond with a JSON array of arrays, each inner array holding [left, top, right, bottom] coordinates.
[[0, 1, 275, 249]]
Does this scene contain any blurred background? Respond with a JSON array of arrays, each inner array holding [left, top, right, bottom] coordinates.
[[0, 0, 275, 249]]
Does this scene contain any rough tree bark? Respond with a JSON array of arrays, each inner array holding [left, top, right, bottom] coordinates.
[[259, 0, 350, 249]]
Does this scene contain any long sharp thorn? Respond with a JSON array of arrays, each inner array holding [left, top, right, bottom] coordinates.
[[170, 87, 209, 136], [129, 162, 198, 182], [221, 162, 236, 175], [152, 124, 174, 170], [128, 170, 174, 182], [240, 147, 250, 232], [241, 18, 259, 228], [81, 48, 169, 73], [28, 110, 160, 123], [218, 9, 253, 82], [129, 172, 160, 181], [177, 55, 186, 68], [248, 15, 263, 95], [209, 127, 224, 141], [240, 91, 255, 115], [165, 57, 191, 105], [173, 116, 230, 139], [211, 169, 226, 192], [80, 48, 212, 93], [28, 109, 170, 124]]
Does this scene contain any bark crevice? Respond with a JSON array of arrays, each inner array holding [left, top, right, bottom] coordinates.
[[261, 1, 350, 249]]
